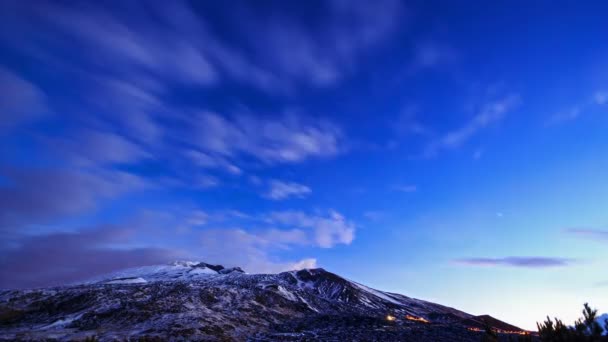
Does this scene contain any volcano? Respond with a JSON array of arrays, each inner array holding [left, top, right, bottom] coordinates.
[[0, 261, 531, 341]]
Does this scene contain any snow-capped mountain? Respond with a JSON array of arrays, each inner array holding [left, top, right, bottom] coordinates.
[[0, 261, 528, 341], [82, 261, 246, 285]]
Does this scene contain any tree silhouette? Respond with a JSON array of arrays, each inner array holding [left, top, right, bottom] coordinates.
[[482, 317, 498, 342], [537, 303, 607, 342], [577, 303, 603, 339]]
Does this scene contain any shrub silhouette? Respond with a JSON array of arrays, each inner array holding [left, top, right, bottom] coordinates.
[[537, 303, 607, 341]]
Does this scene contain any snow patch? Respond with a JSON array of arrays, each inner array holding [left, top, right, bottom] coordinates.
[[188, 267, 216, 275], [42, 313, 83, 329], [352, 282, 403, 306], [105, 277, 147, 284], [276, 285, 297, 301]]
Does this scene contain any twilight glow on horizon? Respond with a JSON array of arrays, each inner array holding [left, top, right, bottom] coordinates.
[[1, 0, 607, 330]]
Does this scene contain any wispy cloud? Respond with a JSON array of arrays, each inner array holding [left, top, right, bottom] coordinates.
[[61, 129, 150, 166], [243, 0, 404, 88], [547, 90, 608, 125], [0, 67, 48, 132], [565, 228, 608, 241], [393, 184, 418, 193], [6, 0, 403, 92], [595, 90, 608, 105], [409, 41, 459, 72], [454, 256, 574, 268], [0, 1, 355, 206], [192, 175, 221, 189], [185, 149, 242, 175], [266, 210, 355, 248], [264, 180, 312, 200], [0, 166, 149, 232], [425, 94, 521, 157], [190, 112, 343, 165], [473, 147, 484, 160], [595, 280, 608, 288], [394, 104, 433, 137], [548, 106, 583, 124], [363, 211, 386, 221]]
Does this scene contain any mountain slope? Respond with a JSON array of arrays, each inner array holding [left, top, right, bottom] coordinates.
[[0, 261, 529, 341]]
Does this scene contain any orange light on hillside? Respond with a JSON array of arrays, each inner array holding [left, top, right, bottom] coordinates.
[[386, 314, 396, 321], [405, 315, 430, 323], [467, 327, 530, 335]]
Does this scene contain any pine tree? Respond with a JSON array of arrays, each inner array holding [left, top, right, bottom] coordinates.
[[580, 303, 603, 340], [537, 303, 607, 342]]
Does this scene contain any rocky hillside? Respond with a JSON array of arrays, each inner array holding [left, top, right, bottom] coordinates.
[[0, 261, 531, 341]]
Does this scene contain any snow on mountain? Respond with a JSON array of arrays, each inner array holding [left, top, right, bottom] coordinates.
[[82, 261, 243, 285], [0, 261, 526, 341]]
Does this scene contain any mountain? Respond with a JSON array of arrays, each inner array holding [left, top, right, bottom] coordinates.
[[0, 261, 530, 341], [598, 313, 608, 335]]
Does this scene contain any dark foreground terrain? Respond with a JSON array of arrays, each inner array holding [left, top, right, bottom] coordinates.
[[0, 262, 533, 341]]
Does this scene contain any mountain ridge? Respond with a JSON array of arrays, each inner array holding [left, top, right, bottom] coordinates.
[[0, 261, 531, 341]]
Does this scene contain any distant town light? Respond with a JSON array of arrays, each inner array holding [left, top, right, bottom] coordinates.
[[405, 315, 430, 323]]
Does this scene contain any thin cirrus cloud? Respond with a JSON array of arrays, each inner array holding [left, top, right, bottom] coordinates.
[[60, 129, 151, 166], [408, 41, 459, 73], [425, 93, 521, 157], [189, 112, 343, 165], [235, 0, 404, 89], [0, 67, 48, 131], [454, 256, 575, 268], [393, 184, 418, 193], [0, 166, 149, 233], [547, 90, 608, 125], [0, 0, 352, 206], [3, 0, 403, 92], [185, 149, 242, 175], [566, 228, 608, 241], [264, 180, 312, 200], [595, 90, 608, 105]]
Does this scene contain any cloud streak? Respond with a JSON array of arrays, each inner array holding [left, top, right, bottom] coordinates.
[[566, 228, 608, 241], [425, 93, 521, 157], [0, 166, 148, 232], [190, 112, 343, 165], [5, 0, 403, 92], [454, 257, 574, 268], [547, 90, 608, 125], [0, 67, 47, 131], [409, 41, 459, 72], [393, 184, 417, 193], [264, 180, 312, 200]]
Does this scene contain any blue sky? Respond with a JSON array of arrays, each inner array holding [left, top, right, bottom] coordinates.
[[1, 0, 608, 329]]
